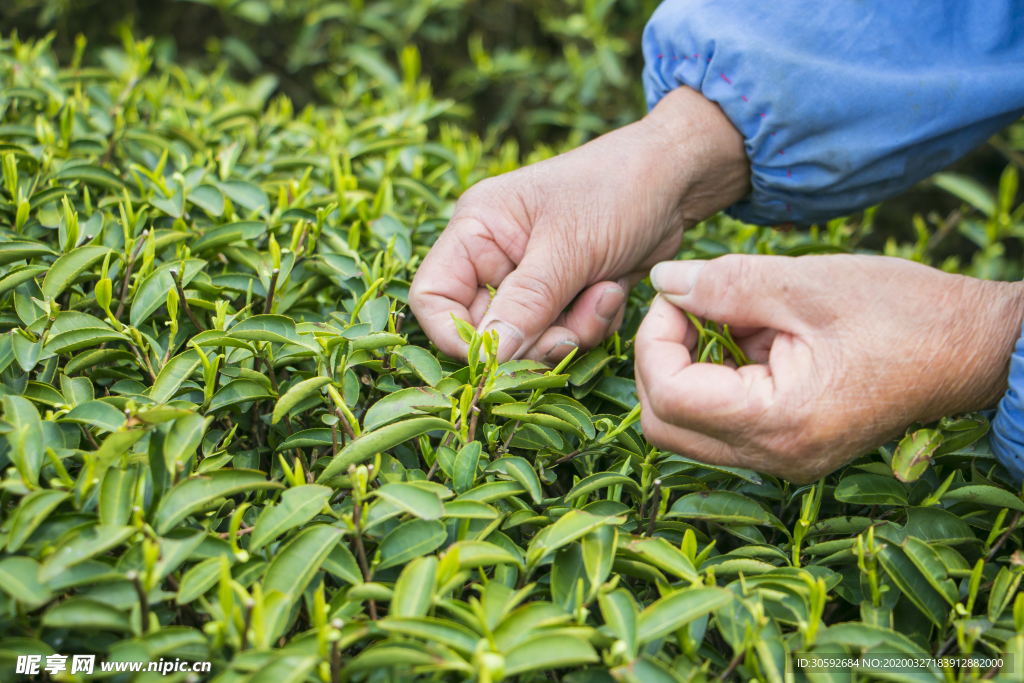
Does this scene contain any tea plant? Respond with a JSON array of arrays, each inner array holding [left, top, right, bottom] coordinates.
[[1, 28, 1024, 683]]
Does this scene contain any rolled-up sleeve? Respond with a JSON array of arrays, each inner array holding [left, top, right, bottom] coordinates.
[[642, 0, 1024, 226], [992, 322, 1024, 482]]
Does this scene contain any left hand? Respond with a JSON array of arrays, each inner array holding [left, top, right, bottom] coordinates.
[[636, 253, 1024, 482]]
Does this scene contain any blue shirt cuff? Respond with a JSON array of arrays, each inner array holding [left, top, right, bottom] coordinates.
[[991, 316, 1024, 483], [641, 0, 1024, 226]]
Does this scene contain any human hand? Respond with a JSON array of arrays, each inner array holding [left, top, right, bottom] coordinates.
[[409, 87, 749, 364], [637, 254, 1024, 482]]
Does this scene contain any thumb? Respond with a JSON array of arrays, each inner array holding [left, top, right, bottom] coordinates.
[[476, 250, 583, 362], [649, 254, 797, 330]]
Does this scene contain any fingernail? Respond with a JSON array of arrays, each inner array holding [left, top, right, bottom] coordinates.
[[595, 286, 625, 323], [542, 340, 578, 365], [479, 320, 524, 361], [650, 261, 703, 295]]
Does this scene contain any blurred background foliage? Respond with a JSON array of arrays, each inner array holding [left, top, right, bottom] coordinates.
[[3, 0, 1023, 277]]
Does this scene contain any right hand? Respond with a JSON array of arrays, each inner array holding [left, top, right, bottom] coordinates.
[[409, 86, 751, 364], [635, 254, 1024, 482]]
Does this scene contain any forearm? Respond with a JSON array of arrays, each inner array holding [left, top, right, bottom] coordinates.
[[635, 86, 750, 226], [926, 278, 1024, 421], [643, 0, 1024, 225]]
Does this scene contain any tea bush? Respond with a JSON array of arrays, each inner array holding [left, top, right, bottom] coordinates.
[[1, 20, 1024, 683]]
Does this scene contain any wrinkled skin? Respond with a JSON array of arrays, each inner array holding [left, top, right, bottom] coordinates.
[[640, 255, 1024, 482], [409, 86, 750, 364], [410, 85, 1024, 482]]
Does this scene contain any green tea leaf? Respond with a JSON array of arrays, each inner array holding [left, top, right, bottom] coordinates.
[[39, 525, 135, 583], [0, 556, 52, 608], [941, 484, 1024, 512], [834, 474, 908, 506], [504, 634, 598, 676], [129, 259, 206, 328], [637, 586, 732, 644], [250, 484, 332, 551], [154, 469, 283, 534], [272, 376, 331, 423], [374, 482, 445, 520], [565, 472, 641, 504], [668, 491, 769, 525], [377, 519, 447, 570], [41, 246, 110, 300], [390, 555, 437, 618], [263, 525, 342, 600], [7, 489, 69, 552], [453, 440, 482, 495], [317, 417, 455, 483], [892, 429, 942, 483]]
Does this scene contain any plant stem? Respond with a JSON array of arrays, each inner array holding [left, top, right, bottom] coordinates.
[[554, 449, 581, 466], [250, 402, 262, 454], [645, 479, 662, 538], [217, 526, 254, 539], [128, 571, 149, 635], [335, 408, 355, 442], [717, 649, 744, 681], [113, 230, 148, 322], [988, 510, 1021, 561], [129, 342, 158, 382], [240, 601, 253, 651], [80, 424, 100, 450], [173, 268, 205, 332], [936, 634, 956, 656], [468, 373, 487, 444], [331, 632, 342, 683], [266, 360, 280, 393], [500, 420, 522, 453], [264, 268, 279, 315], [441, 419, 461, 449], [351, 498, 376, 620]]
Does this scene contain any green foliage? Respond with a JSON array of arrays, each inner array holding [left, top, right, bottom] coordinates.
[[1, 15, 1024, 683]]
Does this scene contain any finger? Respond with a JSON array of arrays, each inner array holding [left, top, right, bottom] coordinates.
[[520, 279, 625, 361], [635, 295, 777, 440], [410, 217, 517, 360], [476, 241, 587, 362], [522, 326, 580, 365], [636, 372, 740, 466], [649, 254, 799, 331], [565, 281, 627, 345], [467, 288, 493, 325]]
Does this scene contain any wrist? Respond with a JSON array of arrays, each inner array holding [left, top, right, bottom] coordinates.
[[935, 278, 1024, 418], [635, 86, 751, 225]]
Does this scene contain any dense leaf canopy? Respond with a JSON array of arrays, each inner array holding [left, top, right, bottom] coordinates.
[[2, 6, 1024, 683]]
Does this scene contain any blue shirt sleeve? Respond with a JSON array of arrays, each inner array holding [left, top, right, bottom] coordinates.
[[642, 0, 1024, 227], [991, 321, 1024, 482]]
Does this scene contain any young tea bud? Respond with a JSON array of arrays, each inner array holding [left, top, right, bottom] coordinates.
[[60, 99, 76, 147], [166, 287, 179, 321], [61, 196, 79, 252], [2, 152, 17, 198], [95, 278, 113, 311], [15, 198, 29, 232], [269, 232, 281, 270], [35, 115, 56, 146]]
